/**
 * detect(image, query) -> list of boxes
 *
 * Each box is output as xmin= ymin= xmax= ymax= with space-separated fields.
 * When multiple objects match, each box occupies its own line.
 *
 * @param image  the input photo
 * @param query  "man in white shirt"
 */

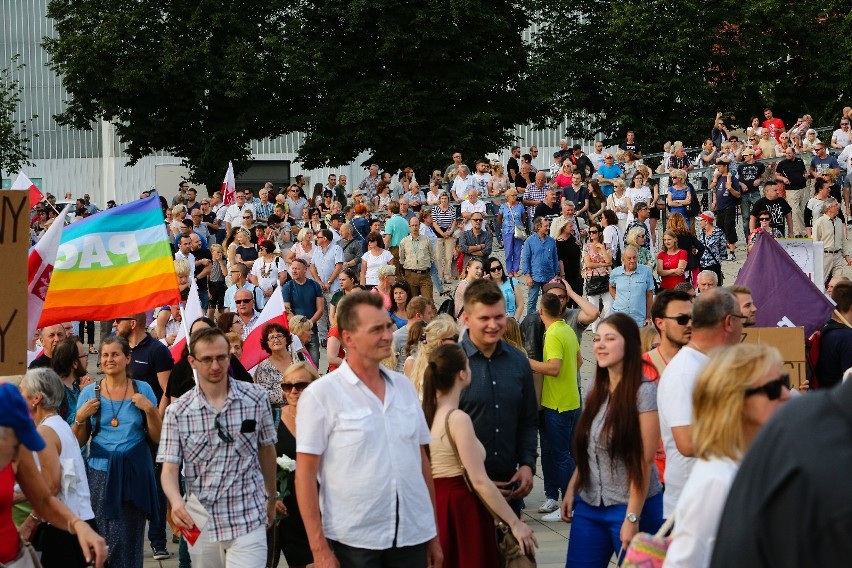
xmin=450 ymin=164 xmax=474 ymax=202
xmin=831 ymin=118 xmax=851 ymax=149
xmin=296 ymin=292 xmax=442 ymax=567
xmin=470 ymin=159 xmax=492 ymax=196
xmin=589 ymin=140 xmax=606 ymax=171
xmin=224 ymin=192 xmax=255 ymax=232
xmin=460 ymin=187 xmax=486 ymax=230
xmin=657 ymin=287 xmax=745 ymax=518
xmin=174 ymin=234 xmax=195 ymax=270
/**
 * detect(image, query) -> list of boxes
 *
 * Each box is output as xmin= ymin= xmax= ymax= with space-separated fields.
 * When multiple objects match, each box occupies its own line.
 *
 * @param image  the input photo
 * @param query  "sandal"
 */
xmin=89 ymin=346 xmax=98 ymax=354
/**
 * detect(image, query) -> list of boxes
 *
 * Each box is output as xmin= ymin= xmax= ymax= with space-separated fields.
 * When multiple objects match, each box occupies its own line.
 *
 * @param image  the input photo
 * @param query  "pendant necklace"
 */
xmin=104 ymin=379 xmax=130 ymax=427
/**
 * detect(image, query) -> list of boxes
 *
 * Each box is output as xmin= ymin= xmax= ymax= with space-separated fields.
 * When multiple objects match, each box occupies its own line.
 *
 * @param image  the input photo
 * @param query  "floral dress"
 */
xmin=582 ymin=243 xmax=611 ymax=279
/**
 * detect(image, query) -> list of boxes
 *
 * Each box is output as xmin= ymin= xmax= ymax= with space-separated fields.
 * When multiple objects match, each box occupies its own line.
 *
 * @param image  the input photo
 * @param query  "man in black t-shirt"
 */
xmin=749 ymin=182 xmax=792 ymax=237
xmin=737 ymin=148 xmax=766 ymax=235
xmin=618 ymin=130 xmax=642 ymax=158
xmin=507 ymin=146 xmax=521 ymax=184
xmin=534 ymin=188 xmax=561 ymax=219
xmin=190 ymin=233 xmax=212 ymax=311
xmin=774 ymin=147 xmax=809 ymax=236
xmin=568 ymin=145 xmax=595 ymax=180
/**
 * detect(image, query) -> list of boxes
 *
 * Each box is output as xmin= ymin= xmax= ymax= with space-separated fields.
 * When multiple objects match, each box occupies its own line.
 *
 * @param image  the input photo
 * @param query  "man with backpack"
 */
xmin=815 ymin=280 xmax=852 ymax=390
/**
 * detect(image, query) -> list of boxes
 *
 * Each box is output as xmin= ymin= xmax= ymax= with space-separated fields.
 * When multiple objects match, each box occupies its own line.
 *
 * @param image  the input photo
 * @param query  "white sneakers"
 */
xmin=538 ymin=498 xmax=559 ymax=513
xmin=541 ymin=509 xmax=564 ymax=522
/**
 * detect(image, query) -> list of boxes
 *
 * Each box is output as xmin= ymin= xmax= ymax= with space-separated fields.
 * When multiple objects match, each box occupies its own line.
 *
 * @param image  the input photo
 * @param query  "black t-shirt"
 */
xmin=618 ymin=142 xmax=641 ymax=155
xmin=562 ymin=185 xmax=588 ymax=208
xmin=710 ymin=381 xmax=852 ymax=568
xmin=737 ymin=162 xmax=766 ymax=192
xmin=775 ymin=158 xmax=808 ymax=190
xmin=534 ymin=202 xmax=560 ymax=219
xmin=815 ymin=320 xmax=852 ymax=389
xmin=507 ymin=157 xmax=520 ymax=182
xmin=750 ymin=196 xmax=792 ymax=234
xmin=28 ymin=354 xmax=52 ymax=369
xmin=194 ymin=247 xmax=212 ymax=288
xmin=130 ymin=333 xmax=174 ymax=402
xmin=569 ymin=155 xmax=595 ymax=180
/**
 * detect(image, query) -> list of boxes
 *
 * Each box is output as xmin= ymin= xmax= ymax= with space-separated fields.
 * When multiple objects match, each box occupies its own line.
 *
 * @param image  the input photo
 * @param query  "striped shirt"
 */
xmin=431 ymin=205 xmax=456 ymax=231
xmin=157 ymin=379 xmax=276 ymax=542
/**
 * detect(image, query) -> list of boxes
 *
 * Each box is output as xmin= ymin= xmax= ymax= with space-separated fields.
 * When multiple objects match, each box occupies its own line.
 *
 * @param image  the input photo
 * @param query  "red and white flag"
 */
xmin=221 ymin=161 xmax=236 ymax=206
xmin=12 ymin=172 xmax=45 ymax=208
xmin=241 ymin=288 xmax=288 ymax=373
xmin=170 ymin=278 xmax=204 ymax=363
xmin=27 ymin=205 xmax=72 ymax=342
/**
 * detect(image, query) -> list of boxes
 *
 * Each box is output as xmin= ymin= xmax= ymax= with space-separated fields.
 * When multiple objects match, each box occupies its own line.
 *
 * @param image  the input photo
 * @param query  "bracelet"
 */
xmin=73 ymin=419 xmax=85 ymax=426
xmin=265 ymin=493 xmax=280 ymax=501
xmin=30 ymin=513 xmax=42 ymax=523
xmin=68 ymin=517 xmax=81 ymax=535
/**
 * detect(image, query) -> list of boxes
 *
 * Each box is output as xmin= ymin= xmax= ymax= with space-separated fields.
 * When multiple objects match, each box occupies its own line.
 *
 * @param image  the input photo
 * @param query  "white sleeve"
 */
xmin=295 ymin=387 xmax=331 ymax=456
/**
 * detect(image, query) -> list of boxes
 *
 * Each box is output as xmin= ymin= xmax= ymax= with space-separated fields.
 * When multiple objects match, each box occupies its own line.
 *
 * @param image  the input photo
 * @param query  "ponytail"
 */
xmin=420 ymin=344 xmax=468 ymax=429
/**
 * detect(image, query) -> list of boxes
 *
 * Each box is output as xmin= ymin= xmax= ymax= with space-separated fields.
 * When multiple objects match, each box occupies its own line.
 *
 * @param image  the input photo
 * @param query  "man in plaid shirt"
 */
xmin=158 ymin=328 xmax=278 ymax=568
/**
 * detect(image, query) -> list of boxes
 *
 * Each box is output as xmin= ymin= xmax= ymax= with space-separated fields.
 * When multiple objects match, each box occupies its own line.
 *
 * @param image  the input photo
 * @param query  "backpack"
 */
xmin=687 ymin=182 xmax=701 ymax=218
xmin=437 ymin=296 xmax=456 ymax=317
xmin=806 ymin=321 xmax=844 ymax=391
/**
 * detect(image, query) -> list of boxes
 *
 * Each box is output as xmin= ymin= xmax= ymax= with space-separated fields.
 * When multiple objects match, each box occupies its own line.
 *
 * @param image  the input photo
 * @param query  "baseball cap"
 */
xmin=543 ymin=280 xmax=567 ymax=293
xmin=0 ymin=383 xmax=45 ymax=451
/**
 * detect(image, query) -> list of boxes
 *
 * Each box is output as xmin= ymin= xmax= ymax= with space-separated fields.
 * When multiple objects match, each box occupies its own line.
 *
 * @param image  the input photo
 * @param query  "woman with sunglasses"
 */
xmin=562 ymin=313 xmax=663 ymax=566
xmin=266 ymin=362 xmax=319 ymax=568
xmin=665 ymin=344 xmax=790 ymax=567
xmin=486 ymin=257 xmax=524 ymax=319
xmin=583 ymin=223 xmax=613 ymax=333
xmin=405 ymin=315 xmax=459 ymax=395
xmin=747 ymin=210 xmax=782 ymax=254
xmin=359 ymin=231 xmax=394 ymax=290
xmin=253 ymin=323 xmax=294 ymax=424
xmin=666 ymin=169 xmax=692 ymax=227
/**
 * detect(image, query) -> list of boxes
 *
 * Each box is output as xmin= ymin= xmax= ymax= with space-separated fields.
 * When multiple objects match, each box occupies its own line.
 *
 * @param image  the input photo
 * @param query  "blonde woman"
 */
xmin=487 ymin=162 xmax=510 ymax=197
xmin=454 ymin=258 xmax=482 ymax=318
xmin=665 ymin=344 xmax=791 ymax=567
xmin=606 ymin=178 xmax=632 ymax=235
xmin=404 ymin=315 xmax=459 ymax=395
xmin=626 ymin=225 xmax=654 ymax=271
xmin=208 ymin=244 xmax=228 ymax=319
xmin=287 ymin=315 xmax=318 ymax=369
xmin=285 ymin=228 xmax=315 ymax=279
xmin=170 ymin=204 xmax=186 ymax=236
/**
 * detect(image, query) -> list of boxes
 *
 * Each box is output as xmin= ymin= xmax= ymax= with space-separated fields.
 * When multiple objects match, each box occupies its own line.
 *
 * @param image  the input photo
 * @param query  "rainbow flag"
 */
xmin=39 ymin=196 xmax=181 ymax=326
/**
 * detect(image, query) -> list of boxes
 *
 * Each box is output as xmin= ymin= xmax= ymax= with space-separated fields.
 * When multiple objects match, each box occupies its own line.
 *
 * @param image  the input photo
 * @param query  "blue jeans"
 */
xmin=148 ymin=461 xmax=168 ymax=549
xmin=430 ymin=261 xmax=443 ymax=294
xmin=503 ymin=232 xmax=521 ymax=274
xmin=526 ymin=281 xmax=545 ymax=315
xmin=565 ymin=492 xmax=664 ymax=568
xmin=740 ymin=189 xmax=761 ymax=236
xmin=198 ymin=287 xmax=210 ymax=311
xmin=540 ymin=407 xmax=580 ymax=501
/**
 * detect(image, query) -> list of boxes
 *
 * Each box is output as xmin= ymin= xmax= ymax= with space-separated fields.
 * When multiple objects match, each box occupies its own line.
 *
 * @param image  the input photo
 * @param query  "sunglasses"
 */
xmin=441 ymin=334 xmax=460 ymax=342
xmin=282 ymin=382 xmax=311 ymax=392
xmin=243 ymin=216 xmax=252 ymax=219
xmin=745 ymin=374 xmax=790 ymax=400
xmin=588 ymin=230 xmax=599 ymax=234
xmin=760 ymin=217 xmax=770 ymax=221
xmin=214 ymin=414 xmax=234 ymax=443
xmin=234 ymin=298 xmax=253 ymax=304
xmin=490 ymin=266 xmax=503 ymax=272
xmin=662 ymin=314 xmax=692 ymax=325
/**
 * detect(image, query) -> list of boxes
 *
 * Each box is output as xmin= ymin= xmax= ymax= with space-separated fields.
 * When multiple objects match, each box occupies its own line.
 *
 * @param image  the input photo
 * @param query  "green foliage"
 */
xmin=530 ymin=0 xmax=852 ymax=151
xmin=0 ymin=56 xmax=38 ymax=175
xmin=43 ymin=0 xmax=296 ymax=191
xmin=276 ymin=0 xmax=552 ymax=174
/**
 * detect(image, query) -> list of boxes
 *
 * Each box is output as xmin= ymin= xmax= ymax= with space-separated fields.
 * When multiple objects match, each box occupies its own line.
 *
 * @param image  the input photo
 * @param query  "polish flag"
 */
xmin=170 ymin=278 xmax=204 ymax=363
xmin=221 ymin=161 xmax=236 ymax=206
xmin=12 ymin=172 xmax=45 ymax=208
xmin=27 ymin=205 xmax=73 ymax=342
xmin=241 ymin=288 xmax=288 ymax=373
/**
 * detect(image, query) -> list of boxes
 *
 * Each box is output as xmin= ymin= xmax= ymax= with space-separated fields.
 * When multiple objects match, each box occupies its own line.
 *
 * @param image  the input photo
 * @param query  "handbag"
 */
xmin=0 ymin=537 xmax=42 ymax=568
xmin=512 ymin=208 xmax=527 ymax=241
xmin=620 ymin=515 xmax=675 ymax=568
xmin=585 ymin=274 xmax=610 ymax=296
xmin=444 ymin=410 xmax=536 ymax=568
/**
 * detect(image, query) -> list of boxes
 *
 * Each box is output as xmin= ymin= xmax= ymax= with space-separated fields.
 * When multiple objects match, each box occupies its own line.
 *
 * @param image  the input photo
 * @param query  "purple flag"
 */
xmin=735 ymin=232 xmax=834 ymax=336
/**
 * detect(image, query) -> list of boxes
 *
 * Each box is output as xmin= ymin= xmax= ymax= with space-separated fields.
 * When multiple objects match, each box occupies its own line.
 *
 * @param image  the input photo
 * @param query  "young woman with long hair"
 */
xmin=656 ymin=230 xmax=688 ymax=290
xmin=583 ymin=223 xmax=613 ymax=333
xmin=453 ymin=257 xmax=482 ymax=318
xmin=423 ymin=344 xmax=537 ymax=567
xmin=562 ymin=313 xmax=663 ymax=567
xmin=668 ymin=212 xmax=705 ymax=285
xmin=486 ymin=257 xmax=523 ymax=319
xmin=587 ymin=179 xmax=607 ymax=224
xmin=405 ymin=315 xmax=459 ymax=395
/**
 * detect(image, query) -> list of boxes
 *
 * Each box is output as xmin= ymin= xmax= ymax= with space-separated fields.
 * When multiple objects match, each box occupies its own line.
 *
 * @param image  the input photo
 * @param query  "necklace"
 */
xmin=103 ymin=379 xmax=130 ymax=427
xmin=38 ymin=413 xmax=57 ymax=427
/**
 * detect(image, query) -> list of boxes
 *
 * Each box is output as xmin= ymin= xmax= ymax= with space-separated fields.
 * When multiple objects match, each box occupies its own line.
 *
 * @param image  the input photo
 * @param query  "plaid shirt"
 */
xmin=524 ymin=182 xmax=550 ymax=220
xmin=158 ymin=378 xmax=276 ymax=541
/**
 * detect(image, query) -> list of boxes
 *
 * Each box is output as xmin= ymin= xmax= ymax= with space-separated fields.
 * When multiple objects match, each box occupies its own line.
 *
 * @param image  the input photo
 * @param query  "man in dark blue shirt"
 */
xmin=459 ymin=279 xmax=538 ymax=517
xmin=281 ymin=258 xmax=324 ymax=365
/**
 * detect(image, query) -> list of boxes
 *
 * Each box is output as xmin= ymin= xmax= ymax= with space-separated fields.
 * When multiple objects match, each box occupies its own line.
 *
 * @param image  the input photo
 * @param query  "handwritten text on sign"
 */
xmin=0 ymin=191 xmax=31 ymax=373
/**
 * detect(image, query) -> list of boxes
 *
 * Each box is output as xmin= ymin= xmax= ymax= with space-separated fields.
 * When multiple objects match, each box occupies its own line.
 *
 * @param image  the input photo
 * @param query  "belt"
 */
xmin=826 ymin=250 xmax=842 ymax=254
xmin=405 ymin=268 xmax=429 ymax=273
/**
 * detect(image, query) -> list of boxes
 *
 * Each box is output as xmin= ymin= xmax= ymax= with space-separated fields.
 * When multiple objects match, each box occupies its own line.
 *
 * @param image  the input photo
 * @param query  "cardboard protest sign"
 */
xmin=741 ymin=326 xmax=806 ymax=388
xmin=0 ymin=191 xmax=32 ymax=374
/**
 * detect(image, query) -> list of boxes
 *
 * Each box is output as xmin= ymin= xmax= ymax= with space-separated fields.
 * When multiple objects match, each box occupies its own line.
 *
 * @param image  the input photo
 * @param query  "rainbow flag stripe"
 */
xmin=39 ymin=196 xmax=181 ymax=326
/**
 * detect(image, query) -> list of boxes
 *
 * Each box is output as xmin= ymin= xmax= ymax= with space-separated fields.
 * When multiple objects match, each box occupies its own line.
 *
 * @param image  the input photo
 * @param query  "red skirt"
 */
xmin=434 ymin=476 xmax=500 ymax=568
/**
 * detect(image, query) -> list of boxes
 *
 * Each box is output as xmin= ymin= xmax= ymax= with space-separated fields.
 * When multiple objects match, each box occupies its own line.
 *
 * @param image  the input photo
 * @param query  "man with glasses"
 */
xmin=282 ymin=258 xmax=324 ymax=365
xmin=458 ymin=213 xmax=493 ymax=265
xmin=285 ymin=184 xmax=309 ymax=221
xmin=233 ymin=289 xmax=261 ymax=339
xmin=832 ymin=119 xmax=851 ymax=149
xmin=520 ymin=216 xmax=558 ymax=315
xmin=224 ymin=191 xmax=255 ymax=233
xmin=595 ymin=152 xmax=623 ymax=197
xmin=812 ymin=197 xmax=852 ymax=286
xmin=159 ymin=327 xmax=277 ymax=568
xmin=737 ymin=148 xmax=765 ymax=235
xmin=51 ymin=336 xmax=93 ymax=425
xmin=643 ymin=289 xmax=693 ymax=387
xmin=225 ymin=263 xmax=264 ymax=312
xmin=657 ymin=288 xmax=746 ymax=518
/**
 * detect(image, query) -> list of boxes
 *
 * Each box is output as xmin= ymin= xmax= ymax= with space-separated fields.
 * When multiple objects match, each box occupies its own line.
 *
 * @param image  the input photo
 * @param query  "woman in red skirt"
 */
xmin=422 ymin=344 xmax=537 ymax=567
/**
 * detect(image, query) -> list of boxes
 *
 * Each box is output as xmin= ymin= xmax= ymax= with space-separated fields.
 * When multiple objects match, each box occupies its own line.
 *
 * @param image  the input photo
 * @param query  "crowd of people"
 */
xmin=5 ymin=107 xmax=852 ymax=568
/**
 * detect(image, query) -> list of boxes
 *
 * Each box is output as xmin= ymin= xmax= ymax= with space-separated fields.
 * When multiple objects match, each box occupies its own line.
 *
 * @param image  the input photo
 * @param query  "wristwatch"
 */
xmin=626 ymin=512 xmax=640 ymax=524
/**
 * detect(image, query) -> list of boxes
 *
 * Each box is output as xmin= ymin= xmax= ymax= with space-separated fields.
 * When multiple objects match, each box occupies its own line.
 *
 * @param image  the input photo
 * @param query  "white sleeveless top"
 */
xmin=34 ymin=415 xmax=95 ymax=520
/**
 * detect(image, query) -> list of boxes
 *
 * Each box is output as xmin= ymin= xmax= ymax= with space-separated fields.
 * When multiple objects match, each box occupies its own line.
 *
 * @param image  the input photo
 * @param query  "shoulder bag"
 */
xmin=512 ymin=207 xmax=527 ymax=241
xmin=445 ymin=410 xmax=536 ymax=568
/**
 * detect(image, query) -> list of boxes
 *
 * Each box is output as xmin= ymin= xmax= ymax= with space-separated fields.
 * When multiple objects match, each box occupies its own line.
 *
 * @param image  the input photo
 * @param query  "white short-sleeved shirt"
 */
xmin=361 ymin=249 xmax=394 ymax=286
xmin=657 ymin=346 xmax=710 ymax=517
xmin=296 ymin=361 xmax=436 ymax=549
xmin=664 ymin=457 xmax=739 ymax=568
xmin=460 ymin=200 xmax=486 ymax=231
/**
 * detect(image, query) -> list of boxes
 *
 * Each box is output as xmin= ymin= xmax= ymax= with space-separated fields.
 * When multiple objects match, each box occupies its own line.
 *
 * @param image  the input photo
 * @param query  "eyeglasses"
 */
xmin=662 ymin=314 xmax=692 ymax=325
xmin=78 ymin=353 xmax=89 ymax=361
xmin=588 ymin=230 xmax=599 ymax=234
xmin=490 ymin=266 xmax=503 ymax=272
xmin=267 ymin=333 xmax=286 ymax=342
xmin=731 ymin=313 xmax=749 ymax=322
xmin=243 ymin=216 xmax=252 ymax=219
xmin=234 ymin=298 xmax=253 ymax=305
xmin=195 ymin=354 xmax=229 ymax=366
xmin=471 ymin=218 xmax=483 ymax=222
xmin=745 ymin=374 xmax=790 ymax=400
xmin=214 ymin=414 xmax=234 ymax=443
xmin=282 ymin=382 xmax=311 ymax=392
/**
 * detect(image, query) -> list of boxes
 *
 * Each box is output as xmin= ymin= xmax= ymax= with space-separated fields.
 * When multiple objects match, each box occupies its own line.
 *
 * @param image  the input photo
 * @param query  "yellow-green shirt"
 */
xmin=541 ymin=320 xmax=581 ymax=411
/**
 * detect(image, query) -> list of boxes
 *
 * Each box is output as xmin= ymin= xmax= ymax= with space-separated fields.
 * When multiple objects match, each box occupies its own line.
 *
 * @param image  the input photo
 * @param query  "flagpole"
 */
xmin=179 ymin=304 xmax=199 ymax=383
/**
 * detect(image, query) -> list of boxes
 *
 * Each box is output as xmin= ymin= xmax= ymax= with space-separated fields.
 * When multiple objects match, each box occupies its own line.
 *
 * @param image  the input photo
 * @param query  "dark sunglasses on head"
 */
xmin=282 ymin=382 xmax=311 ymax=392
xmin=662 ymin=314 xmax=692 ymax=325
xmin=745 ymin=374 xmax=790 ymax=400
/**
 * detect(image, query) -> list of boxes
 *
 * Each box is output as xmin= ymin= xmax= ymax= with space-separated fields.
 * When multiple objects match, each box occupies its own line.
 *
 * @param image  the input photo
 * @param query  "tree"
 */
xmin=529 ymin=0 xmax=852 ymax=153
xmin=43 ymin=0 xmax=298 ymax=191
xmin=280 ymin=0 xmax=553 ymax=175
xmin=0 ymin=56 xmax=37 ymax=176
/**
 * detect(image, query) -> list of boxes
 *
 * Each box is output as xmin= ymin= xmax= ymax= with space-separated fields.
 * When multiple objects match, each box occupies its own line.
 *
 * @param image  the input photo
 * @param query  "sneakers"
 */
xmin=727 ymin=250 xmax=737 ymax=262
xmin=541 ymin=509 xmax=564 ymax=522
xmin=152 ymin=545 xmax=171 ymax=560
xmin=538 ymin=498 xmax=559 ymax=513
